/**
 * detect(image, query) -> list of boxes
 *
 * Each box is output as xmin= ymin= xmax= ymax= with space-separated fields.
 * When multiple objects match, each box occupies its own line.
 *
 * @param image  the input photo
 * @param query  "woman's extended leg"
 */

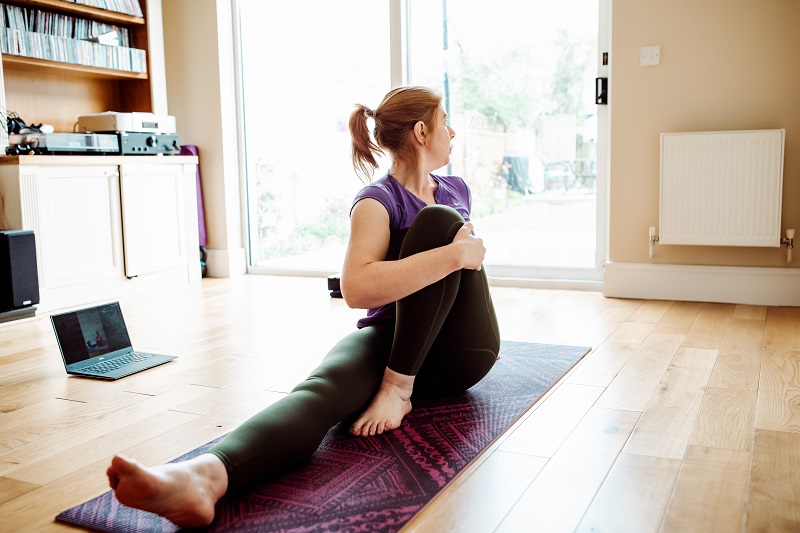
xmin=351 ymin=205 xmax=500 ymax=435
xmin=107 ymin=325 xmax=393 ymax=526
xmin=209 ymin=325 xmax=393 ymax=489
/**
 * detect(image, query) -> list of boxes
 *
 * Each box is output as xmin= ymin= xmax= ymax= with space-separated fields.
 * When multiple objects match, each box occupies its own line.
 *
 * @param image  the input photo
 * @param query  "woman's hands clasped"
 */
xmin=452 ymin=222 xmax=485 ymax=271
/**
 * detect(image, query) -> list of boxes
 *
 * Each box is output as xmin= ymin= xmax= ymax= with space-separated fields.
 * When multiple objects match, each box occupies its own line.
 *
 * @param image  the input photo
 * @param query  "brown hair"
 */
xmin=349 ymin=86 xmax=443 ymax=182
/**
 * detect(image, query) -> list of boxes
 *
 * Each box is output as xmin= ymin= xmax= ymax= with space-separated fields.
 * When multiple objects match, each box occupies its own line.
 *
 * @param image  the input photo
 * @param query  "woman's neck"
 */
xmin=390 ymin=165 xmax=435 ymax=196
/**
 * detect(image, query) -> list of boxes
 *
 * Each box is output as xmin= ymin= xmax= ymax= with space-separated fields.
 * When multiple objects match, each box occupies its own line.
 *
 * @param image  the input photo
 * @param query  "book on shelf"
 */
xmin=60 ymin=0 xmax=143 ymax=18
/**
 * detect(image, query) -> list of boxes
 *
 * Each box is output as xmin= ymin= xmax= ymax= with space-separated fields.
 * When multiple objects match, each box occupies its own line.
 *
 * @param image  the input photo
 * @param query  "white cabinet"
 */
xmin=0 ymin=156 xmax=200 ymax=311
xmin=120 ymin=163 xmax=193 ymax=278
xmin=26 ymin=165 xmax=124 ymax=290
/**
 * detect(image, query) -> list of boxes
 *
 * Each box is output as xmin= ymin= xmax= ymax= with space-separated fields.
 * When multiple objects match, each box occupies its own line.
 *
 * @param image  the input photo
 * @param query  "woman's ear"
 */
xmin=413 ymin=120 xmax=426 ymax=145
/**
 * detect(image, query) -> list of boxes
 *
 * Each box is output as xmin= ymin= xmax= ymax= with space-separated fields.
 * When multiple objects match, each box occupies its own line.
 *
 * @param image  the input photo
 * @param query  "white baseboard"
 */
xmin=489 ymin=276 xmax=603 ymax=292
xmin=603 ymin=262 xmax=800 ymax=306
xmin=206 ymin=247 xmax=247 ymax=278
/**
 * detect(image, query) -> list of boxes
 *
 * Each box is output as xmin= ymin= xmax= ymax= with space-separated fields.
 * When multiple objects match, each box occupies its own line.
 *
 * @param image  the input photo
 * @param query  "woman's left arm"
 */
xmin=340 ymin=198 xmax=483 ymax=310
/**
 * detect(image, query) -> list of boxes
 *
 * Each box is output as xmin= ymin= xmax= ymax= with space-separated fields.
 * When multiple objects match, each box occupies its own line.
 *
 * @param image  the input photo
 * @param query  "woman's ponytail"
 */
xmin=349 ymin=104 xmax=383 ymax=182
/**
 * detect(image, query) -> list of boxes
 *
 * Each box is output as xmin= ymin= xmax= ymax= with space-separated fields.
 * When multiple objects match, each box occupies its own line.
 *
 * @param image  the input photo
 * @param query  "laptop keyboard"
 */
xmin=82 ymin=352 xmax=158 ymax=375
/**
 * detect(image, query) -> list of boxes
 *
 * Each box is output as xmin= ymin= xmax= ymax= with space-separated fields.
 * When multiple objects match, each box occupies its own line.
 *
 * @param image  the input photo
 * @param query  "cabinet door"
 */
xmin=119 ymin=163 xmax=190 ymax=278
xmin=33 ymin=165 xmax=124 ymax=289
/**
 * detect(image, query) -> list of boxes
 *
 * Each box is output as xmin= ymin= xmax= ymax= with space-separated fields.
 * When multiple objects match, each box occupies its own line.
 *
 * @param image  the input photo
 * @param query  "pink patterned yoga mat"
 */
xmin=56 ymin=341 xmax=589 ymax=533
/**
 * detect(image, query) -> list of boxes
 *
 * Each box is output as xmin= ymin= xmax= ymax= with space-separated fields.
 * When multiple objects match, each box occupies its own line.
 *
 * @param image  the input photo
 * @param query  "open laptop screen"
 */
xmin=52 ymin=302 xmax=133 ymax=365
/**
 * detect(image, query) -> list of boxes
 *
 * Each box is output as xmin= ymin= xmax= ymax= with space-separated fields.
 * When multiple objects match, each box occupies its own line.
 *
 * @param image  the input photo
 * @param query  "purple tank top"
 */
xmin=350 ymin=173 xmax=472 ymax=328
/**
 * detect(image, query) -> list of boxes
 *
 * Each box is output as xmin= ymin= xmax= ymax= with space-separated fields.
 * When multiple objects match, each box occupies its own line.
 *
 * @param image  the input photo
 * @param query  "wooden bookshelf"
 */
xmin=0 ymin=0 xmax=158 ymax=134
xmin=3 ymin=53 xmax=148 ymax=79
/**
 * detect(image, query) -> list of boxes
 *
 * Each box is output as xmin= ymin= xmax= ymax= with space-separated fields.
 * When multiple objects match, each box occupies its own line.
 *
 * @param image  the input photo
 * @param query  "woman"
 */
xmin=105 ymin=86 xmax=501 ymax=528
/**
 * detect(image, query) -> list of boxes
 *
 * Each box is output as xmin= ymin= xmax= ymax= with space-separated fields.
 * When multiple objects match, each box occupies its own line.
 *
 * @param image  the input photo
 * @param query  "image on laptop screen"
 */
xmin=78 ymin=308 xmax=113 ymax=358
xmin=52 ymin=303 xmax=133 ymax=366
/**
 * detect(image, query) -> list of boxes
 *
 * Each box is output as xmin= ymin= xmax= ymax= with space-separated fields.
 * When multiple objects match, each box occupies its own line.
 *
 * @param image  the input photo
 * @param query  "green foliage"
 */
xmin=457 ymin=48 xmax=537 ymax=131
xmin=257 ymin=197 xmax=350 ymax=261
xmin=455 ymin=28 xmax=592 ymax=132
xmin=548 ymin=30 xmax=591 ymax=117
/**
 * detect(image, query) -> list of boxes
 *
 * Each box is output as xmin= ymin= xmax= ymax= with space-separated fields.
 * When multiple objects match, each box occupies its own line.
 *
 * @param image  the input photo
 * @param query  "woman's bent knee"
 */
xmin=400 ymin=205 xmax=467 ymax=258
xmin=413 ymin=205 xmax=465 ymax=228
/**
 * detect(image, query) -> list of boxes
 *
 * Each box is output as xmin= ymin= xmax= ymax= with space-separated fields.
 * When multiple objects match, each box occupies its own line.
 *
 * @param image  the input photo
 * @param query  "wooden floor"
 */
xmin=1 ymin=275 xmax=799 ymax=532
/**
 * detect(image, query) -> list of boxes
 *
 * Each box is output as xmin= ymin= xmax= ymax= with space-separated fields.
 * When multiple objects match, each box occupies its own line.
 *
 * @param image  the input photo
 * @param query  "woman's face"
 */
xmin=430 ymin=106 xmax=455 ymax=168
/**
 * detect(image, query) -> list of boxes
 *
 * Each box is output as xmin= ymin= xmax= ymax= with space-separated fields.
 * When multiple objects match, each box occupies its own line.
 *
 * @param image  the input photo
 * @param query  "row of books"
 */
xmin=62 ymin=0 xmax=143 ymax=18
xmin=1 ymin=28 xmax=146 ymax=72
xmin=1 ymin=3 xmax=132 ymax=47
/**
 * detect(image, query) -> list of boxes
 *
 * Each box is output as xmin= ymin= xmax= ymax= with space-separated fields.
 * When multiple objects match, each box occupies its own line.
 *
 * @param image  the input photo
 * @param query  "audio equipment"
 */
xmin=6 ymin=132 xmax=119 ymax=155
xmin=5 ymin=131 xmax=181 ymax=156
xmin=118 ymin=132 xmax=180 ymax=155
xmin=0 ymin=230 xmax=40 ymax=312
xmin=77 ymin=112 xmax=176 ymax=134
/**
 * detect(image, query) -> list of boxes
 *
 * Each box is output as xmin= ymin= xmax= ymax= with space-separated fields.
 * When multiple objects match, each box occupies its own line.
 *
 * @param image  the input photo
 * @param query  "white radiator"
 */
xmin=659 ymin=129 xmax=785 ymax=247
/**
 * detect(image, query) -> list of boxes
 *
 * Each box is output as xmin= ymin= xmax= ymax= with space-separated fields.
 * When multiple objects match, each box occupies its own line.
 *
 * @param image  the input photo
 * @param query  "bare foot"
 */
xmin=106 ymin=453 xmax=228 ymax=527
xmin=350 ymin=368 xmax=414 ymax=437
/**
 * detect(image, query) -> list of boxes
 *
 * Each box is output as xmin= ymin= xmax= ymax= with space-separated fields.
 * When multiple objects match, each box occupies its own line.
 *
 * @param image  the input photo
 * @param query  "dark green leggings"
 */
xmin=208 ymin=205 xmax=501 ymax=491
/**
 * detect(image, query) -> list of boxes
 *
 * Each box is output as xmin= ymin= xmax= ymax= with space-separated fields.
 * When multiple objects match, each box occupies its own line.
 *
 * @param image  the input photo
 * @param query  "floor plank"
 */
xmin=0 ymin=384 xmax=210 ymax=477
xmin=405 ymin=451 xmax=548 ymax=533
xmin=576 ymin=452 xmax=681 ymax=533
xmin=526 ymin=291 xmax=617 ymax=345
xmin=594 ymin=333 xmax=684 ymax=412
xmin=626 ymin=300 xmax=674 ymax=324
xmin=500 ymin=382 xmax=604 ymax=457
xmin=732 ymin=304 xmax=768 ymax=321
xmin=662 ymin=445 xmax=750 ymax=533
xmin=0 ymin=475 xmax=39 ymax=505
xmin=622 ymin=348 xmax=717 ymax=460
xmin=746 ymin=429 xmax=800 ymax=532
xmin=755 ymin=345 xmax=800 ymax=433
xmin=6 ymin=409 xmax=200 ymax=485
xmin=495 ymin=408 xmax=640 ymax=533
xmin=707 ymin=318 xmax=764 ymax=391
xmin=681 ymin=303 xmax=734 ymax=349
xmin=564 ymin=341 xmax=641 ymax=387
xmin=689 ymin=386 xmax=757 ymax=452
xmin=0 ymin=393 xmax=145 ymax=454
xmin=651 ymin=301 xmax=704 ymax=335
xmin=564 ymin=299 xmax=645 ymax=347
xmin=764 ymin=307 xmax=800 ymax=350
xmin=0 ymin=459 xmax=119 ymax=533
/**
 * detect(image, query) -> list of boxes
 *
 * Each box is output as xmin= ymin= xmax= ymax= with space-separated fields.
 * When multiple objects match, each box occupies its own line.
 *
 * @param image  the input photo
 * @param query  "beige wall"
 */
xmin=161 ymin=0 xmax=245 ymax=276
xmin=611 ymin=0 xmax=800 ymax=267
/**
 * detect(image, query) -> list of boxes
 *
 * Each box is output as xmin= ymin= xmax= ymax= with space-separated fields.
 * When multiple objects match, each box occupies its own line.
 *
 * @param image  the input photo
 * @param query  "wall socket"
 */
xmin=640 ymin=45 xmax=661 ymax=66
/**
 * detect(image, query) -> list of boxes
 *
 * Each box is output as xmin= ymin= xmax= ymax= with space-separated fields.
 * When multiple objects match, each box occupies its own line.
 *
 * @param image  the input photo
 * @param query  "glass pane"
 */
xmin=238 ymin=1 xmax=390 ymax=272
xmin=408 ymin=0 xmax=599 ymax=271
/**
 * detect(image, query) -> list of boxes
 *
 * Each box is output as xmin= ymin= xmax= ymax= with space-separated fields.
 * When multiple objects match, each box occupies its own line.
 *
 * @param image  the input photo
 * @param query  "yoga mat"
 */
xmin=56 ymin=341 xmax=589 ymax=533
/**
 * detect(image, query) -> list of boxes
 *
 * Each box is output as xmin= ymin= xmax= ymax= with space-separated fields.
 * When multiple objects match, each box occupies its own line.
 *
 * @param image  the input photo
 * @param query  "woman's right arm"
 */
xmin=340 ymin=198 xmax=485 ymax=310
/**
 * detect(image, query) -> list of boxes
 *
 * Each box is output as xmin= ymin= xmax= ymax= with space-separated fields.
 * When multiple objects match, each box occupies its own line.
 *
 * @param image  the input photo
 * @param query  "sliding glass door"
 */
xmin=407 ymin=0 xmax=603 ymax=280
xmin=237 ymin=1 xmax=606 ymax=280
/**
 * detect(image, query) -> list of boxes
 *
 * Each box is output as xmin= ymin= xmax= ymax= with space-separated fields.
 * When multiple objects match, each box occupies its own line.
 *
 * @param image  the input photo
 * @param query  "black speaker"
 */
xmin=0 ymin=230 xmax=40 ymax=312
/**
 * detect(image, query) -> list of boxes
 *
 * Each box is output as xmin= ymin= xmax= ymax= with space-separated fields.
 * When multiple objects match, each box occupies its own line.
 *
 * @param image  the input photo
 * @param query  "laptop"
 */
xmin=51 ymin=301 xmax=176 ymax=379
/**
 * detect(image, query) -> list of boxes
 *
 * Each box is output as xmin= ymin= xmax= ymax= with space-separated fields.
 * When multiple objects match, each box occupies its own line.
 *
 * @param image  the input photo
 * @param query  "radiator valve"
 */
xmin=649 ymin=226 xmax=659 ymax=259
xmin=781 ymin=229 xmax=795 ymax=263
